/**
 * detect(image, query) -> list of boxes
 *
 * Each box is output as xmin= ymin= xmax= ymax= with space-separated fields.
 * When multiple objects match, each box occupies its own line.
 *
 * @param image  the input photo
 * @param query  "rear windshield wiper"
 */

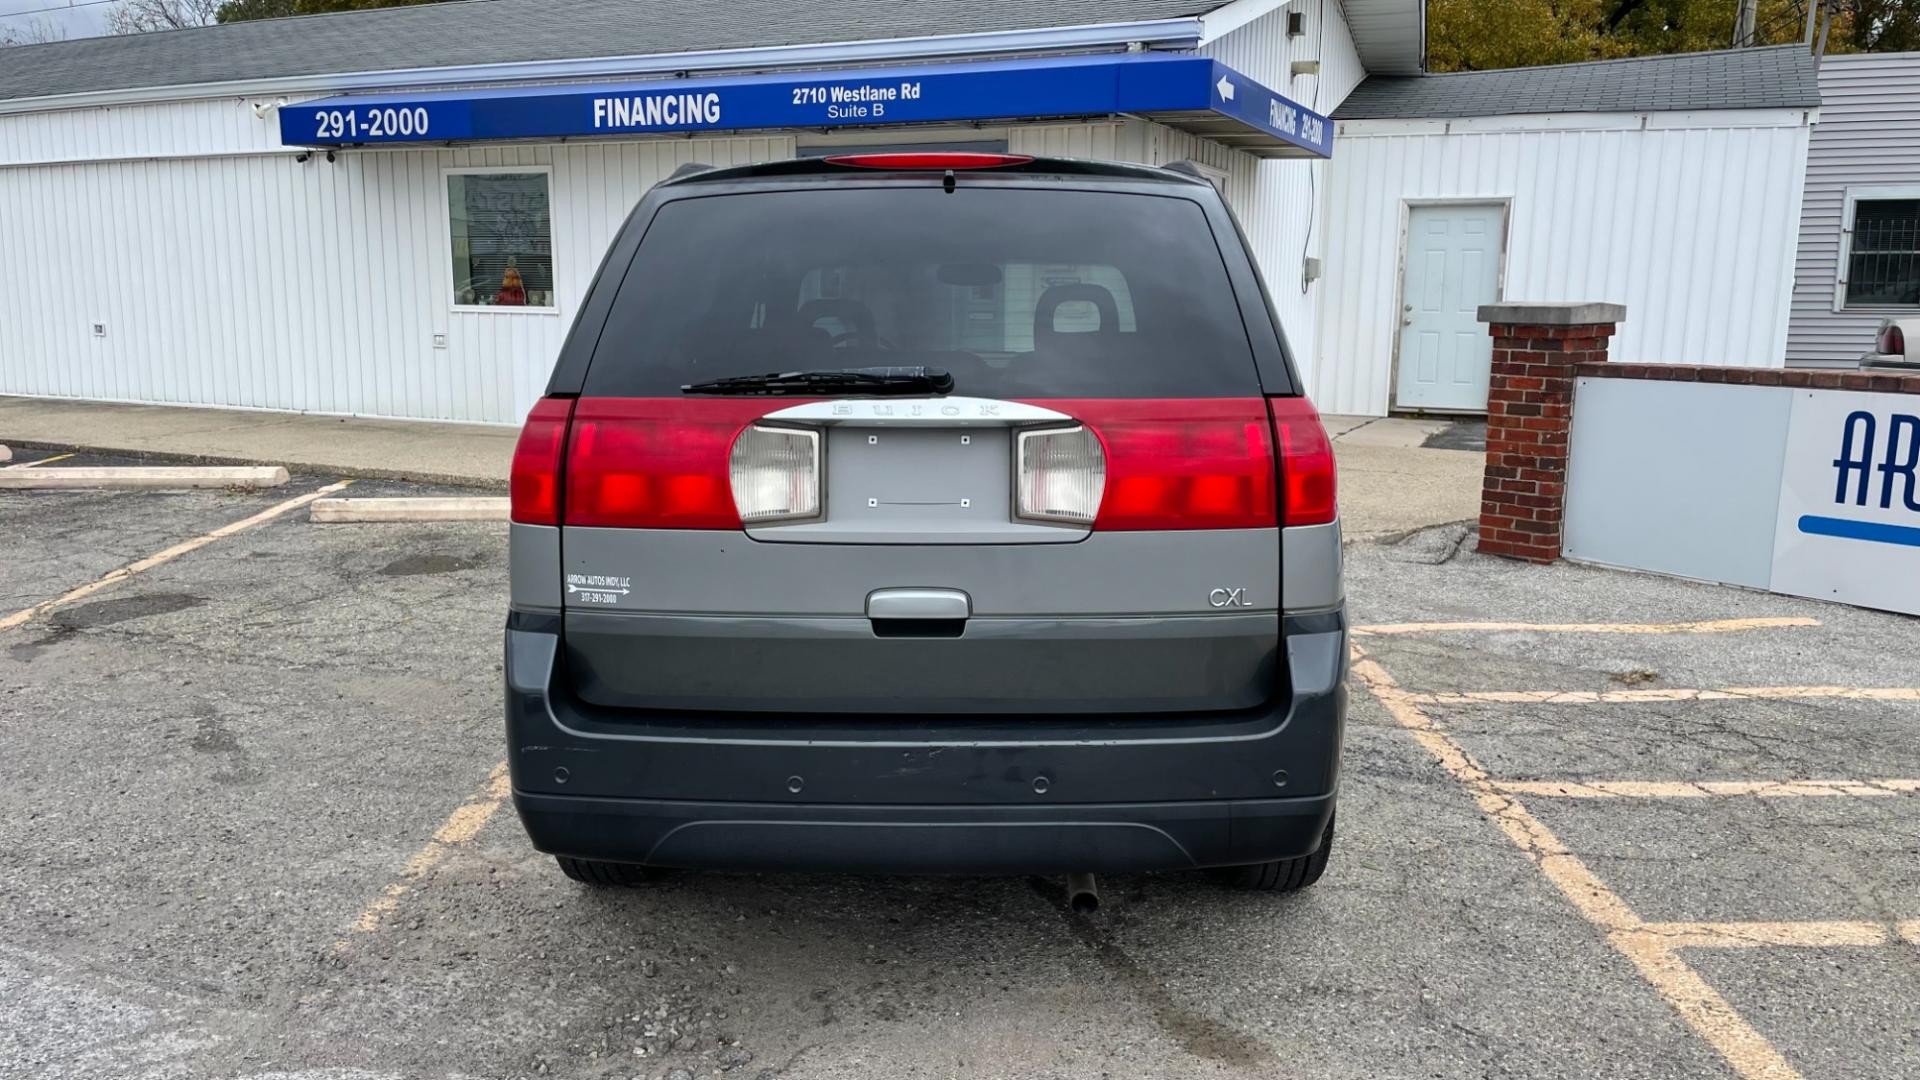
xmin=682 ymin=367 xmax=954 ymax=396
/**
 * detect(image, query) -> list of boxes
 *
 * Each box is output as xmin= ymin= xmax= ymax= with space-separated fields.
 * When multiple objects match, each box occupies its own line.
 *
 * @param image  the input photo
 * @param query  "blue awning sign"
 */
xmin=280 ymin=54 xmax=1331 ymax=159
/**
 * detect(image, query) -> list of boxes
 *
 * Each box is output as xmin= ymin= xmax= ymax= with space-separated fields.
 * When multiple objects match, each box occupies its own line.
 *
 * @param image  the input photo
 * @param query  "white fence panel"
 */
xmin=1565 ymin=377 xmax=1793 ymax=588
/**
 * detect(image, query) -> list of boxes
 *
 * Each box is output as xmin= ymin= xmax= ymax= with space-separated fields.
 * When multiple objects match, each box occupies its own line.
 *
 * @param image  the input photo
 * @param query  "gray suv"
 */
xmin=505 ymin=153 xmax=1344 ymax=893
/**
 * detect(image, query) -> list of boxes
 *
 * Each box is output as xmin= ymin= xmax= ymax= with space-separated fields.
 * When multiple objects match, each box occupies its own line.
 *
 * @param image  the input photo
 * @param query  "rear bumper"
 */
xmin=504 ymin=608 xmax=1346 ymax=874
xmin=515 ymin=791 xmax=1335 ymax=874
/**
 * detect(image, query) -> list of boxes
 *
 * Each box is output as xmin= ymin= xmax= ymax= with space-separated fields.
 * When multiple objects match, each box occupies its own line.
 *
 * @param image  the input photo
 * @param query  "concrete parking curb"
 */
xmin=310 ymin=497 xmax=510 ymax=523
xmin=0 ymin=466 xmax=289 ymax=490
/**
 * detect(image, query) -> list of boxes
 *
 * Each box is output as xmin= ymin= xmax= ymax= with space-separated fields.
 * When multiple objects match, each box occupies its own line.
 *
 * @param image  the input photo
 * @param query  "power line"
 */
xmin=0 ymin=0 xmax=123 ymax=23
xmin=1737 ymin=0 xmax=1811 ymax=47
xmin=1753 ymin=0 xmax=1811 ymax=45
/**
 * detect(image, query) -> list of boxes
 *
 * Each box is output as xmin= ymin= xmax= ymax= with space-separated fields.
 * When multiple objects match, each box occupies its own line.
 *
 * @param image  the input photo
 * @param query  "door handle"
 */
xmin=866 ymin=588 xmax=972 ymax=620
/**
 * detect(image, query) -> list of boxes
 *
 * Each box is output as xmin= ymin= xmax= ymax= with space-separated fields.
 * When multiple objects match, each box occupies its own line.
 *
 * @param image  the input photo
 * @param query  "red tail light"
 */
xmin=1269 ymin=396 xmax=1337 ymax=526
xmin=1879 ymin=323 xmax=1907 ymax=356
xmin=1043 ymin=399 xmax=1278 ymax=530
xmin=824 ymin=152 xmax=1034 ymax=170
xmin=509 ymin=397 xmax=575 ymax=525
xmin=563 ymin=399 xmax=784 ymax=529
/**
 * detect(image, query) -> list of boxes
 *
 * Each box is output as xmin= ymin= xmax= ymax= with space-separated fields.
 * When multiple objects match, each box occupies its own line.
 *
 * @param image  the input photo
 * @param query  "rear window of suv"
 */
xmin=584 ymin=186 xmax=1262 ymax=398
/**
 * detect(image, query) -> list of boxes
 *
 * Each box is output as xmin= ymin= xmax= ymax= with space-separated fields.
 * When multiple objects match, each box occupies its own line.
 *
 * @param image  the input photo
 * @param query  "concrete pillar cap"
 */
xmin=1477 ymin=302 xmax=1626 ymax=325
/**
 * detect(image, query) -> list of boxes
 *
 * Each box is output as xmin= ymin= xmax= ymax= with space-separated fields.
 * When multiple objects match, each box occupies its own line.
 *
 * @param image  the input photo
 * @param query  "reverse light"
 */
xmin=730 ymin=425 xmax=822 ymax=524
xmin=824 ymin=152 xmax=1035 ymax=170
xmin=1269 ymin=395 xmax=1337 ymax=526
xmin=508 ymin=397 xmax=575 ymax=525
xmin=1015 ymin=425 xmax=1106 ymax=525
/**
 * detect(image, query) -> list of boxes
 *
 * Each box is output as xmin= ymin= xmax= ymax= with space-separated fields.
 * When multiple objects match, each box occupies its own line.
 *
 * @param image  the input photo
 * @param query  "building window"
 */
xmin=448 ymin=170 xmax=555 ymax=310
xmin=1843 ymin=194 xmax=1920 ymax=309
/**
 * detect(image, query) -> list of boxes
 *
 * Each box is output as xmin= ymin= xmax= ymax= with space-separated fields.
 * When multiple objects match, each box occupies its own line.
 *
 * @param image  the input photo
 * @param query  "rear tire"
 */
xmin=1216 ymin=811 xmax=1334 ymax=893
xmin=555 ymin=856 xmax=657 ymax=887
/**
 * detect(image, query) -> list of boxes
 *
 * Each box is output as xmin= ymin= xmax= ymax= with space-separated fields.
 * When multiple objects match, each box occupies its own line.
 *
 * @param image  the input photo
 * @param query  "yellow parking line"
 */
xmin=1408 ymin=686 xmax=1920 ymax=706
xmin=1349 ymin=644 xmax=1802 ymax=1080
xmin=1494 ymin=779 xmax=1920 ymax=799
xmin=337 ymin=762 xmax=511 ymax=947
xmin=1628 ymin=920 xmax=1920 ymax=950
xmin=2 ymin=452 xmax=75 ymax=470
xmin=1352 ymin=617 xmax=1818 ymax=636
xmin=0 ymin=479 xmax=353 ymax=634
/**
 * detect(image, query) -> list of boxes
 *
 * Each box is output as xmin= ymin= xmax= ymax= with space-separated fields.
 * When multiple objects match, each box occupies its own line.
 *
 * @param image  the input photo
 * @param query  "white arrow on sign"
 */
xmin=567 ymin=583 xmax=631 ymax=596
xmin=1215 ymin=76 xmax=1236 ymax=102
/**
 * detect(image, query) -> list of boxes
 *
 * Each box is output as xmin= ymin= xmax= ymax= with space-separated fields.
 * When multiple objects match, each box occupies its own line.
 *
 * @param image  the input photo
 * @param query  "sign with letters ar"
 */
xmin=1771 ymin=389 xmax=1920 ymax=615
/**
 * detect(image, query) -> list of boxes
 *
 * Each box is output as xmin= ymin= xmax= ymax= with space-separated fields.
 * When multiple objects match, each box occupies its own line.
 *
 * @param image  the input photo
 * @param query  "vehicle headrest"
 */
xmin=1034 ymin=284 xmax=1120 ymax=345
xmin=796 ymin=298 xmax=877 ymax=342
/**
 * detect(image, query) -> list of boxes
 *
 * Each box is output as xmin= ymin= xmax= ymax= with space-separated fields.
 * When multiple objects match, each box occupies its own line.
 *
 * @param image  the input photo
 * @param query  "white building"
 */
xmin=0 ymin=2 xmax=1835 ymax=422
xmin=0 ymin=0 xmax=1418 ymax=424
xmin=1317 ymin=46 xmax=1819 ymax=415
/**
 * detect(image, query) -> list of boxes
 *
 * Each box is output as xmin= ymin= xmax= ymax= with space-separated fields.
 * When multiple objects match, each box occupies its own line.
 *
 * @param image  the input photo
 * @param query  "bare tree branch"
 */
xmin=108 ymin=0 xmax=223 ymax=34
xmin=0 ymin=16 xmax=71 ymax=46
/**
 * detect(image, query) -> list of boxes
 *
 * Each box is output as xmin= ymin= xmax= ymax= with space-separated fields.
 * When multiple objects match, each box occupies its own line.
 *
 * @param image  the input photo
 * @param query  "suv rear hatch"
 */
xmin=520 ymin=169 xmax=1329 ymax=715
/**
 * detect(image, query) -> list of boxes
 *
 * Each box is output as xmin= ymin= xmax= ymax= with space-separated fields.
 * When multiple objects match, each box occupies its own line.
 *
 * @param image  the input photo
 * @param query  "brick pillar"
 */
xmin=1474 ymin=302 xmax=1626 ymax=563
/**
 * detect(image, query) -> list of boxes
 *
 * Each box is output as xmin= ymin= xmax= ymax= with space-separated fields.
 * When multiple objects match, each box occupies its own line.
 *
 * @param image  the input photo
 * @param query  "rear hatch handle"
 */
xmin=867 ymin=588 xmax=971 ymax=639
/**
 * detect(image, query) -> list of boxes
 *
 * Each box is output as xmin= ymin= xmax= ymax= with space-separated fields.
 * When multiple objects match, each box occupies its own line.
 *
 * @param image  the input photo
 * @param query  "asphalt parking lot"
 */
xmin=3 ymin=452 xmax=1916 ymax=1080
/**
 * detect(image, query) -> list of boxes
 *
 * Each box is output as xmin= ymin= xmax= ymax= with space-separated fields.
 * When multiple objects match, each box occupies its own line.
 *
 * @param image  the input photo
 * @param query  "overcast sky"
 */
xmin=0 ymin=0 xmax=112 ymax=42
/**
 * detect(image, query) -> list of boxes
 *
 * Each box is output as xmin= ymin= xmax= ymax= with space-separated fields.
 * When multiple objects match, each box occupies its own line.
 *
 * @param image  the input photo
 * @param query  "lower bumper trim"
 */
xmin=514 ymin=791 xmax=1335 ymax=875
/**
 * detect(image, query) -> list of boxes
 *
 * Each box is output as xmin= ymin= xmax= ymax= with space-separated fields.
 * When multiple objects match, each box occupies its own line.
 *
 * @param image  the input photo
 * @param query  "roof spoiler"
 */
xmin=665 ymin=162 xmax=718 ymax=182
xmin=1160 ymin=160 xmax=1216 ymax=185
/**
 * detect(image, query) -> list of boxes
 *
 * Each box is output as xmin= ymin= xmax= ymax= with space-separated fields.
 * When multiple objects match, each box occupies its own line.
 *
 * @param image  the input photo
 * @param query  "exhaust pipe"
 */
xmin=1065 ymin=872 xmax=1099 ymax=914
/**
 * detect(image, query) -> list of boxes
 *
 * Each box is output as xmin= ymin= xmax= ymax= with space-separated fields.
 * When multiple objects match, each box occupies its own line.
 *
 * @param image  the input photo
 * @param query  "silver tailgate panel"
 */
xmin=562 ymin=527 xmax=1281 ymax=617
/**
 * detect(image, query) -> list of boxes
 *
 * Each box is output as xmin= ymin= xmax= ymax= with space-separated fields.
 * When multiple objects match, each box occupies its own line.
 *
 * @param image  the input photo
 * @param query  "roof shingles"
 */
xmin=1332 ymin=44 xmax=1819 ymax=120
xmin=0 ymin=0 xmax=1225 ymax=104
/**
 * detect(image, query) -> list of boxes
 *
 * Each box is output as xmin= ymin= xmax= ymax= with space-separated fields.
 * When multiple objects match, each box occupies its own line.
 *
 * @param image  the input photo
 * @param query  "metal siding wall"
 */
xmin=1203 ymin=1 xmax=1366 ymax=398
xmin=1318 ymin=118 xmax=1810 ymax=416
xmin=1786 ymin=52 xmax=1920 ymax=365
xmin=1004 ymin=121 xmax=1133 ymax=161
xmin=0 ymin=96 xmax=301 ymax=166
xmin=0 ymin=98 xmax=791 ymax=423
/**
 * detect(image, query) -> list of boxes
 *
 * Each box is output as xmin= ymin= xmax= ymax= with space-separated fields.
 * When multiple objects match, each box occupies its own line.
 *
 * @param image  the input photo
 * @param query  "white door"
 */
xmin=1395 ymin=204 xmax=1504 ymax=411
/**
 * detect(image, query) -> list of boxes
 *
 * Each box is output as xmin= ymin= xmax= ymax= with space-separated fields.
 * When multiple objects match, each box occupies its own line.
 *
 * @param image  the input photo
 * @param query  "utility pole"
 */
xmin=1734 ymin=0 xmax=1759 ymax=46
xmin=1803 ymin=0 xmax=1820 ymax=44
